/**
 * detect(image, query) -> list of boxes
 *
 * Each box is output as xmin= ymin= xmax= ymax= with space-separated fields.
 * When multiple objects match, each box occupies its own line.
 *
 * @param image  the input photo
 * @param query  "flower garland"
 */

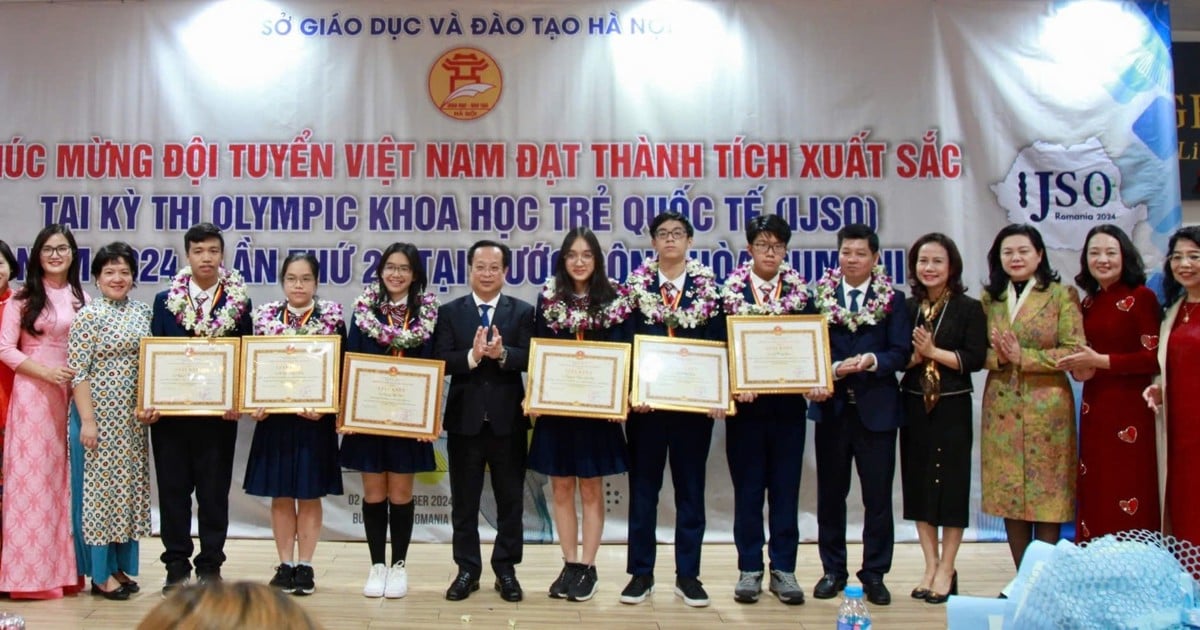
xmin=721 ymin=262 xmax=809 ymax=315
xmin=814 ymin=265 xmax=896 ymax=331
xmin=539 ymin=278 xmax=633 ymax=334
xmin=353 ymin=283 xmax=440 ymax=350
xmin=165 ymin=266 xmax=250 ymax=337
xmin=252 ymin=299 xmax=344 ymax=336
xmin=626 ymin=258 xmax=721 ymax=329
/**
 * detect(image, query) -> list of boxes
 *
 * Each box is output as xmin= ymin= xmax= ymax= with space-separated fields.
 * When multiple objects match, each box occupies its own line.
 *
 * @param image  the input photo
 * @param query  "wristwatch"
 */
xmin=499 ymin=348 xmax=509 ymax=365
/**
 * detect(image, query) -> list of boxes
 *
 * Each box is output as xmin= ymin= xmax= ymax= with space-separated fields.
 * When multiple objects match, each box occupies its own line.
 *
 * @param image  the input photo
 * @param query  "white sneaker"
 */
xmin=363 ymin=563 xmax=387 ymax=598
xmin=384 ymin=561 xmax=408 ymax=598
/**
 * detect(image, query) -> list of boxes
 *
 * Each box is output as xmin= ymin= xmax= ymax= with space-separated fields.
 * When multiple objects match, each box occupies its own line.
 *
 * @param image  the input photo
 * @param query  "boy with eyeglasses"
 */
xmin=620 ymin=211 xmax=725 ymax=608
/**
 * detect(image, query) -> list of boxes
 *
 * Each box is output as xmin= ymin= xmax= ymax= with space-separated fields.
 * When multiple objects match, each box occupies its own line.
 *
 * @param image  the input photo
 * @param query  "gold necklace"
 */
xmin=1184 ymin=301 xmax=1200 ymax=323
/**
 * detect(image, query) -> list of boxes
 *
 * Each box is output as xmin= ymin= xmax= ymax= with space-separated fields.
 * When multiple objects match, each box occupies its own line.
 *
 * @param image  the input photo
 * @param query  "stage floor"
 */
xmin=2 ymin=539 xmax=1015 ymax=629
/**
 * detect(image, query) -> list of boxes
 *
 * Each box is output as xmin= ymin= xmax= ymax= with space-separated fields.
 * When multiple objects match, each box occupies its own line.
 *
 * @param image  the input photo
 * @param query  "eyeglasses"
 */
xmin=654 ymin=228 xmax=688 ymax=241
xmin=40 ymin=245 xmax=72 ymax=257
xmin=751 ymin=241 xmax=786 ymax=255
xmin=471 ymin=265 xmax=504 ymax=276
xmin=382 ymin=265 xmax=411 ymax=275
xmin=565 ymin=252 xmax=594 ymax=262
xmin=1168 ymin=253 xmax=1200 ymax=265
xmin=283 ymin=275 xmax=316 ymax=285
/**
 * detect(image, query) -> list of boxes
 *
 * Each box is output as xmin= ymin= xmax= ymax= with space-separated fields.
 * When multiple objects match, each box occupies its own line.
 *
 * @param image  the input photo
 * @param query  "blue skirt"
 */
xmin=528 ymin=415 xmax=629 ymax=478
xmin=243 ymin=413 xmax=344 ymax=499
xmin=339 ymin=433 xmax=436 ymax=474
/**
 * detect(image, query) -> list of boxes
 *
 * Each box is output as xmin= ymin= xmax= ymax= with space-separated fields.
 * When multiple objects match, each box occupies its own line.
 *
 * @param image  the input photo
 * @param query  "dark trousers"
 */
xmin=814 ymin=402 xmax=897 ymax=583
xmin=150 ymin=417 xmax=238 ymax=574
xmin=447 ymin=423 xmax=527 ymax=578
xmin=726 ymin=403 xmax=806 ymax=573
xmin=625 ymin=410 xmax=714 ymax=578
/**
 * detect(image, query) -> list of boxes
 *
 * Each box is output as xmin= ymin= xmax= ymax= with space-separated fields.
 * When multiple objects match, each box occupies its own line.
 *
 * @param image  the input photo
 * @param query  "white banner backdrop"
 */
xmin=0 ymin=0 xmax=1179 ymax=548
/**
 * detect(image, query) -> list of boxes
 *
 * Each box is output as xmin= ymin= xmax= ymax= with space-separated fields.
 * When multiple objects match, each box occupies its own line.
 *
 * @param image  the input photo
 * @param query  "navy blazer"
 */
xmin=150 ymin=289 xmax=253 ymax=338
xmin=433 ymin=293 xmax=534 ymax=437
xmin=807 ymin=283 xmax=912 ymax=431
xmin=625 ymin=271 xmax=721 ymax=341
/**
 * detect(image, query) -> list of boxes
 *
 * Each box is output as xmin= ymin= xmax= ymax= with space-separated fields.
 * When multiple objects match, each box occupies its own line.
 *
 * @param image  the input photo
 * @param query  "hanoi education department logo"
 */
xmin=428 ymin=47 xmax=502 ymax=121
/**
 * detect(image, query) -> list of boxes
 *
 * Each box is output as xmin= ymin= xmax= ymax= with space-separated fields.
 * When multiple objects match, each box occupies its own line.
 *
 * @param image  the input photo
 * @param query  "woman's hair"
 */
xmin=91 ymin=241 xmax=139 ymax=285
xmin=906 ymin=232 xmax=966 ymax=302
xmin=1074 ymin=224 xmax=1146 ymax=296
xmin=137 ymin=581 xmax=322 ymax=630
xmin=0 ymin=239 xmax=19 ymax=286
xmin=1162 ymin=226 xmax=1200 ymax=307
xmin=552 ymin=227 xmax=617 ymax=306
xmin=373 ymin=242 xmax=428 ymax=315
xmin=280 ymin=252 xmax=320 ymax=285
xmin=984 ymin=223 xmax=1060 ymax=301
xmin=17 ymin=224 xmax=85 ymax=336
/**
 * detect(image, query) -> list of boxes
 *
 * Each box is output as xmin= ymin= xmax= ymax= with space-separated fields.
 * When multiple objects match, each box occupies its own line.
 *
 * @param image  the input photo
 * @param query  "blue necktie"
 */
xmin=848 ymin=289 xmax=862 ymax=313
xmin=479 ymin=304 xmax=492 ymax=328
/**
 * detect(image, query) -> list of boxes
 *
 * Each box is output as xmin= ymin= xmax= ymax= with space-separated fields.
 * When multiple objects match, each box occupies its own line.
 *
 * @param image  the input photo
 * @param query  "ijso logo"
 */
xmin=427 ymin=47 xmax=503 ymax=121
xmin=991 ymin=137 xmax=1146 ymax=250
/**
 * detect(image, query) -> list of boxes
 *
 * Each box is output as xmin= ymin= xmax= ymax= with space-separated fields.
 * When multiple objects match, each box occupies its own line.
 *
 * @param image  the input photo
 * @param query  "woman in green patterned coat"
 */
xmin=980 ymin=224 xmax=1084 ymax=571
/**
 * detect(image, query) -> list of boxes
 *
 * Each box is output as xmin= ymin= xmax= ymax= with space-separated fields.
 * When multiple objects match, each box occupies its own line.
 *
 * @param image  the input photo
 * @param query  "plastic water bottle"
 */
xmin=837 ymin=584 xmax=872 ymax=630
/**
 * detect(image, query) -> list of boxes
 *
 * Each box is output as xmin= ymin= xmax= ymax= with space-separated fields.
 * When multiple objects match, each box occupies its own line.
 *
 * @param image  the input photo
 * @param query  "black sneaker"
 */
xmin=292 ymin=565 xmax=315 ymax=596
xmin=675 ymin=576 xmax=710 ymax=607
xmin=567 ymin=565 xmax=598 ymax=602
xmin=162 ymin=564 xmax=191 ymax=597
xmin=549 ymin=562 xmax=582 ymax=599
xmin=269 ymin=564 xmax=296 ymax=593
xmin=195 ymin=569 xmax=222 ymax=586
xmin=619 ymin=574 xmax=654 ymax=604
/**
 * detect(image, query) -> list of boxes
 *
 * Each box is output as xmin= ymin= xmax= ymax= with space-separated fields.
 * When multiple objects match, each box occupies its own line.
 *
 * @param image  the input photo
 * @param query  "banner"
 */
xmin=0 ymin=0 xmax=1179 ymax=545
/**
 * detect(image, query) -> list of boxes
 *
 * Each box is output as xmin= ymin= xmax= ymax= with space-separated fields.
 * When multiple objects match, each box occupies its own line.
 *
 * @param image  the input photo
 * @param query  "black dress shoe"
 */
xmin=113 ymin=573 xmax=140 ymax=593
xmin=92 ymin=580 xmax=131 ymax=601
xmin=812 ymin=574 xmax=847 ymax=599
xmin=195 ymin=569 xmax=222 ymax=585
xmin=911 ymin=586 xmax=930 ymax=599
xmin=445 ymin=571 xmax=480 ymax=601
xmin=863 ymin=580 xmax=891 ymax=606
xmin=495 ymin=573 xmax=524 ymax=602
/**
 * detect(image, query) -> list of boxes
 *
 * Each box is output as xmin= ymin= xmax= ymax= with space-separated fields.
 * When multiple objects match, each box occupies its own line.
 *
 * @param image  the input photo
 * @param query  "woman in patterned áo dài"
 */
xmin=980 ymin=224 xmax=1084 ymax=570
xmin=0 ymin=241 xmax=19 ymax=564
xmin=68 ymin=242 xmax=154 ymax=600
xmin=0 ymin=224 xmax=89 ymax=599
xmin=1057 ymin=225 xmax=1161 ymax=542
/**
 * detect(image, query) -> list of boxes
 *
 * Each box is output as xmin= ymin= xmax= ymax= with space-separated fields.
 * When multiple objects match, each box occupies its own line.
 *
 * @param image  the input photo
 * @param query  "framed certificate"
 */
xmin=524 ymin=338 xmax=632 ymax=420
xmin=726 ymin=315 xmax=834 ymax=394
xmin=339 ymin=352 xmax=446 ymax=439
xmin=238 ymin=335 xmax=341 ymax=413
xmin=631 ymin=335 xmax=735 ymax=416
xmin=137 ymin=337 xmax=241 ymax=416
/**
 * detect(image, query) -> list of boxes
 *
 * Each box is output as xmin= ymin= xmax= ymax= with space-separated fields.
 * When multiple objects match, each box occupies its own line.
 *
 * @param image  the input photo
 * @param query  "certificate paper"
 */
xmin=726 ymin=315 xmax=834 ymax=393
xmin=238 ymin=335 xmax=341 ymax=413
xmin=137 ymin=337 xmax=240 ymax=416
xmin=524 ymin=338 xmax=631 ymax=419
xmin=339 ymin=353 xmax=445 ymax=439
xmin=631 ymin=335 xmax=735 ymax=415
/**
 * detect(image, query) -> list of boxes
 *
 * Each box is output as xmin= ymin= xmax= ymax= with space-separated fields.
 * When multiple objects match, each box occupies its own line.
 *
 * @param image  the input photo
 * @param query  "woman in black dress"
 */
xmin=528 ymin=227 xmax=632 ymax=602
xmin=899 ymin=233 xmax=987 ymax=604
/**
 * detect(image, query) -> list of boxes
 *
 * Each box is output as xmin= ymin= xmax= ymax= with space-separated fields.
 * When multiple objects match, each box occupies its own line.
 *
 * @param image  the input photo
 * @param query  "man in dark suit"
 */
xmin=620 ymin=211 xmax=724 ymax=608
xmin=434 ymin=240 xmax=534 ymax=603
xmin=149 ymin=222 xmax=252 ymax=594
xmin=806 ymin=223 xmax=912 ymax=606
xmin=719 ymin=215 xmax=811 ymax=606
